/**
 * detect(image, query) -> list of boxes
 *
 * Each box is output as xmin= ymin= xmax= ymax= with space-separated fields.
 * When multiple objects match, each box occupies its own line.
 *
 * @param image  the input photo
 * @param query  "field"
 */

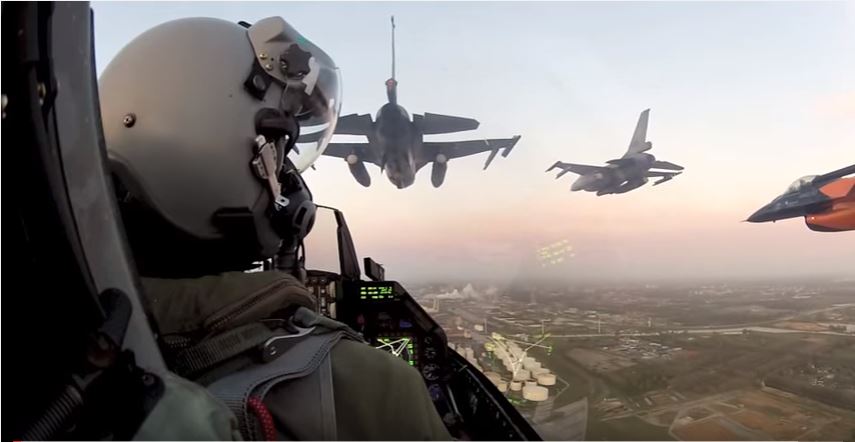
xmin=667 ymin=389 xmax=855 ymax=441
xmin=729 ymin=409 xmax=804 ymax=440
xmin=774 ymin=321 xmax=829 ymax=332
xmin=587 ymin=415 xmax=675 ymax=441
xmin=673 ymin=418 xmax=742 ymax=441
xmin=567 ymin=348 xmax=636 ymax=373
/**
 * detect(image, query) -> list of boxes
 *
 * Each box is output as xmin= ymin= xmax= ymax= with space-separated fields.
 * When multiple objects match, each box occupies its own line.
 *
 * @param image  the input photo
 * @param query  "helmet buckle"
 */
xmin=251 ymin=135 xmax=289 ymax=210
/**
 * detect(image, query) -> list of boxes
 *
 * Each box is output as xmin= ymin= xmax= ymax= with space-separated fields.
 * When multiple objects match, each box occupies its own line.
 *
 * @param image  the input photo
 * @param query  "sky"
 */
xmin=93 ymin=1 xmax=855 ymax=283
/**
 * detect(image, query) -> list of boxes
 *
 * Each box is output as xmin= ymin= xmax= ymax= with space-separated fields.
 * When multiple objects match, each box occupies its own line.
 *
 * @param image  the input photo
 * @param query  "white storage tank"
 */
xmin=531 ymin=367 xmax=549 ymax=376
xmin=497 ymin=382 xmax=508 ymax=393
xmin=522 ymin=385 xmax=549 ymax=402
xmin=510 ymin=381 xmax=522 ymax=391
xmin=523 ymin=361 xmax=541 ymax=371
xmin=537 ymin=373 xmax=557 ymax=386
xmin=513 ymin=369 xmax=530 ymax=381
xmin=525 ymin=381 xmax=538 ymax=388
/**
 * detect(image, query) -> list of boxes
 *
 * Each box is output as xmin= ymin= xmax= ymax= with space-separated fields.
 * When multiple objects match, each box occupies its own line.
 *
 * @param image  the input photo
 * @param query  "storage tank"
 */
xmin=522 ymin=385 xmax=549 ymax=402
xmin=510 ymin=381 xmax=522 ymax=391
xmin=525 ymin=381 xmax=538 ymax=388
xmin=523 ymin=360 xmax=541 ymax=371
xmin=497 ymin=382 xmax=508 ymax=393
xmin=537 ymin=373 xmax=556 ymax=386
xmin=513 ymin=369 xmax=530 ymax=381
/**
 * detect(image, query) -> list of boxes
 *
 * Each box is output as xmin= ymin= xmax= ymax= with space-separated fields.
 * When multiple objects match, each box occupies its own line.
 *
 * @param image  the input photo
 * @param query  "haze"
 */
xmin=93 ymin=2 xmax=855 ymax=283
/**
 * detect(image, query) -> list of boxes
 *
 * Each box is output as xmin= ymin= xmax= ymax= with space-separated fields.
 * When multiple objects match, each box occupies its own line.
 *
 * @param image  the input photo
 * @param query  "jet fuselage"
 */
xmin=748 ymin=169 xmax=855 ymax=232
xmin=571 ymin=153 xmax=655 ymax=194
xmin=372 ymin=102 xmax=422 ymax=189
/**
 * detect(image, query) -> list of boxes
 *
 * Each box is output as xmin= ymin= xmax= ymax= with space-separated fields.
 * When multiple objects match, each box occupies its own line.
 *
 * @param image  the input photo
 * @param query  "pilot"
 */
xmin=99 ymin=16 xmax=451 ymax=441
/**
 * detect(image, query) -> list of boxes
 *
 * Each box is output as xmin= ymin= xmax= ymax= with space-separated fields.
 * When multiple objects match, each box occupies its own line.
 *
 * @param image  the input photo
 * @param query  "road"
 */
xmin=547 ymin=325 xmax=853 ymax=339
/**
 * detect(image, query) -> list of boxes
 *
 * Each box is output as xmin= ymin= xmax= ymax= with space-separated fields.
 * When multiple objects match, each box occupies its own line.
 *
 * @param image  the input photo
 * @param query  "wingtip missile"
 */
xmin=652 ymin=174 xmax=679 ymax=186
xmin=483 ymin=136 xmax=521 ymax=170
xmin=502 ymin=135 xmax=521 ymax=158
xmin=545 ymin=162 xmax=573 ymax=179
xmin=483 ymin=148 xmax=500 ymax=170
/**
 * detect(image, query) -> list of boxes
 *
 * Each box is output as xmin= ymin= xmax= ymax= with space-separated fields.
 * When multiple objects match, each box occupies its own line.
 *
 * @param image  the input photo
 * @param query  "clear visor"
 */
xmin=290 ymin=66 xmax=342 ymax=172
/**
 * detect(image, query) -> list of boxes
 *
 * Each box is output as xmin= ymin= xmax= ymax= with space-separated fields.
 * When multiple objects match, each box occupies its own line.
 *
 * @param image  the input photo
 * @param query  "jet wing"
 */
xmin=624 ymin=108 xmax=652 ymax=156
xmin=645 ymin=170 xmax=682 ymax=186
xmin=297 ymin=114 xmax=373 ymax=143
xmin=815 ymin=163 xmax=855 ymax=186
xmin=323 ymin=143 xmax=382 ymax=167
xmin=419 ymin=136 xmax=520 ymax=170
xmin=413 ymin=113 xmax=480 ymax=135
xmin=547 ymin=161 xmax=609 ymax=179
xmin=334 ymin=113 xmax=374 ymax=136
xmin=651 ymin=160 xmax=683 ymax=171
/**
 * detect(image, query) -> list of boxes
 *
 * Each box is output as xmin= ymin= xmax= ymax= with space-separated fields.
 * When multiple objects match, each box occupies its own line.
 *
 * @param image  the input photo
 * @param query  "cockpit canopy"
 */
xmin=377 ymin=103 xmax=410 ymax=121
xmin=785 ymin=175 xmax=818 ymax=194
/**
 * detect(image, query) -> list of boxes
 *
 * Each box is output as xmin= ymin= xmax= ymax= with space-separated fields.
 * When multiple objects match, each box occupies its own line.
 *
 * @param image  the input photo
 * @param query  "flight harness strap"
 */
xmin=172 ymin=323 xmax=278 ymax=378
xmin=206 ymin=325 xmax=359 ymax=440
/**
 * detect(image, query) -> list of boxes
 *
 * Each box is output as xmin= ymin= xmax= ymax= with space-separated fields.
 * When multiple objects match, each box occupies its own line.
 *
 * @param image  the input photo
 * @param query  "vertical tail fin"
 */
xmin=625 ymin=108 xmax=651 ymax=155
xmin=386 ymin=16 xmax=398 ymax=105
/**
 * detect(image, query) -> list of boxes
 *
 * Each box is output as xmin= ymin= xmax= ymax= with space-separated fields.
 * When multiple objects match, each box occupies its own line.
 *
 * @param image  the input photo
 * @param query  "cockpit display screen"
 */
xmin=358 ymin=282 xmax=396 ymax=300
xmin=375 ymin=336 xmax=417 ymax=367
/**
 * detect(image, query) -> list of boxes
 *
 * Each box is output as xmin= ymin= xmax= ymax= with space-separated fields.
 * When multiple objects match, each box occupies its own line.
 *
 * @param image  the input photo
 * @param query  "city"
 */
xmin=412 ymin=279 xmax=855 ymax=441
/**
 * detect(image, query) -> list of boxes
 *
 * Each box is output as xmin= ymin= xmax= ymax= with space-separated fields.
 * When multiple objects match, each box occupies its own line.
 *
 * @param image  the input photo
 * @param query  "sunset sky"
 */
xmin=94 ymin=2 xmax=855 ymax=283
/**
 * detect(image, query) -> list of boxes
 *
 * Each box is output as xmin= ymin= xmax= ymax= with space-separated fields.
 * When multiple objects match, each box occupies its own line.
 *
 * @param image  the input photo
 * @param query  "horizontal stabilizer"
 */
xmin=651 ymin=160 xmax=683 ymax=171
xmin=414 ymin=113 xmax=480 ymax=135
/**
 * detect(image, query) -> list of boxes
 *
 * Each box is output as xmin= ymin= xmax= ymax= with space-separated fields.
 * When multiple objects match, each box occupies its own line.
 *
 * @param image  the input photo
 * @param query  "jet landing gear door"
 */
xmin=303 ymin=207 xmax=541 ymax=440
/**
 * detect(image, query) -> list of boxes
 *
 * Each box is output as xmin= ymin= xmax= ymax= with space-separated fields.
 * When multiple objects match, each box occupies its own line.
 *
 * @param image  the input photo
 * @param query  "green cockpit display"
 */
xmin=375 ymin=336 xmax=416 ymax=366
xmin=359 ymin=283 xmax=395 ymax=300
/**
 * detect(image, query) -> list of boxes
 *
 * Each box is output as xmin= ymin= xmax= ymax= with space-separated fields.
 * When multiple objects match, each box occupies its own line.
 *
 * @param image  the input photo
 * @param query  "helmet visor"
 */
xmin=291 ymin=65 xmax=342 ymax=172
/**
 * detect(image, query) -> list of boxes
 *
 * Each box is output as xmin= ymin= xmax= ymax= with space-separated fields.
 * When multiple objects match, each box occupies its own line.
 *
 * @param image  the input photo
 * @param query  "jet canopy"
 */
xmin=785 ymin=175 xmax=818 ymax=194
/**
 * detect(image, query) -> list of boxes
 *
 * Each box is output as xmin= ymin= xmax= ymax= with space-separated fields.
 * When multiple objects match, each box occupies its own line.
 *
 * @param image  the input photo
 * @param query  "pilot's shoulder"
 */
xmin=329 ymin=340 xmax=450 ymax=440
xmin=331 ymin=339 xmax=420 ymax=381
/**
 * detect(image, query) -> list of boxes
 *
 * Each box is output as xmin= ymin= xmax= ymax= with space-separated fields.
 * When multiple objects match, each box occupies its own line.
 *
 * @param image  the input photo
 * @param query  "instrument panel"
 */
xmin=304 ymin=274 xmax=540 ymax=440
xmin=336 ymin=281 xmax=451 ymax=407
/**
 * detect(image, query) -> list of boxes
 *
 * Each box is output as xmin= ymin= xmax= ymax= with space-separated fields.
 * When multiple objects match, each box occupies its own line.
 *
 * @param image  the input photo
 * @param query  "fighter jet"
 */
xmin=747 ymin=164 xmax=855 ymax=232
xmin=317 ymin=17 xmax=520 ymax=189
xmin=547 ymin=109 xmax=683 ymax=195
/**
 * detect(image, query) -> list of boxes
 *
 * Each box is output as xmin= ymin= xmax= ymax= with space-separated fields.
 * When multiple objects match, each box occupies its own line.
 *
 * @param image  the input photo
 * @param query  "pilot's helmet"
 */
xmin=100 ymin=17 xmax=341 ymax=274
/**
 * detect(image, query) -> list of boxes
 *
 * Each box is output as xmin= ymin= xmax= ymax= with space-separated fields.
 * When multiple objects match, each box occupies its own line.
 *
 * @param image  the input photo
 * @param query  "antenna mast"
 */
xmin=391 ymin=15 xmax=396 ymax=80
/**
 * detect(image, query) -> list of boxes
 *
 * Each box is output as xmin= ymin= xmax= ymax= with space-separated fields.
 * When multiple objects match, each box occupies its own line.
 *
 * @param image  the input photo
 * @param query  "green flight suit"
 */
xmin=142 ymin=271 xmax=451 ymax=441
